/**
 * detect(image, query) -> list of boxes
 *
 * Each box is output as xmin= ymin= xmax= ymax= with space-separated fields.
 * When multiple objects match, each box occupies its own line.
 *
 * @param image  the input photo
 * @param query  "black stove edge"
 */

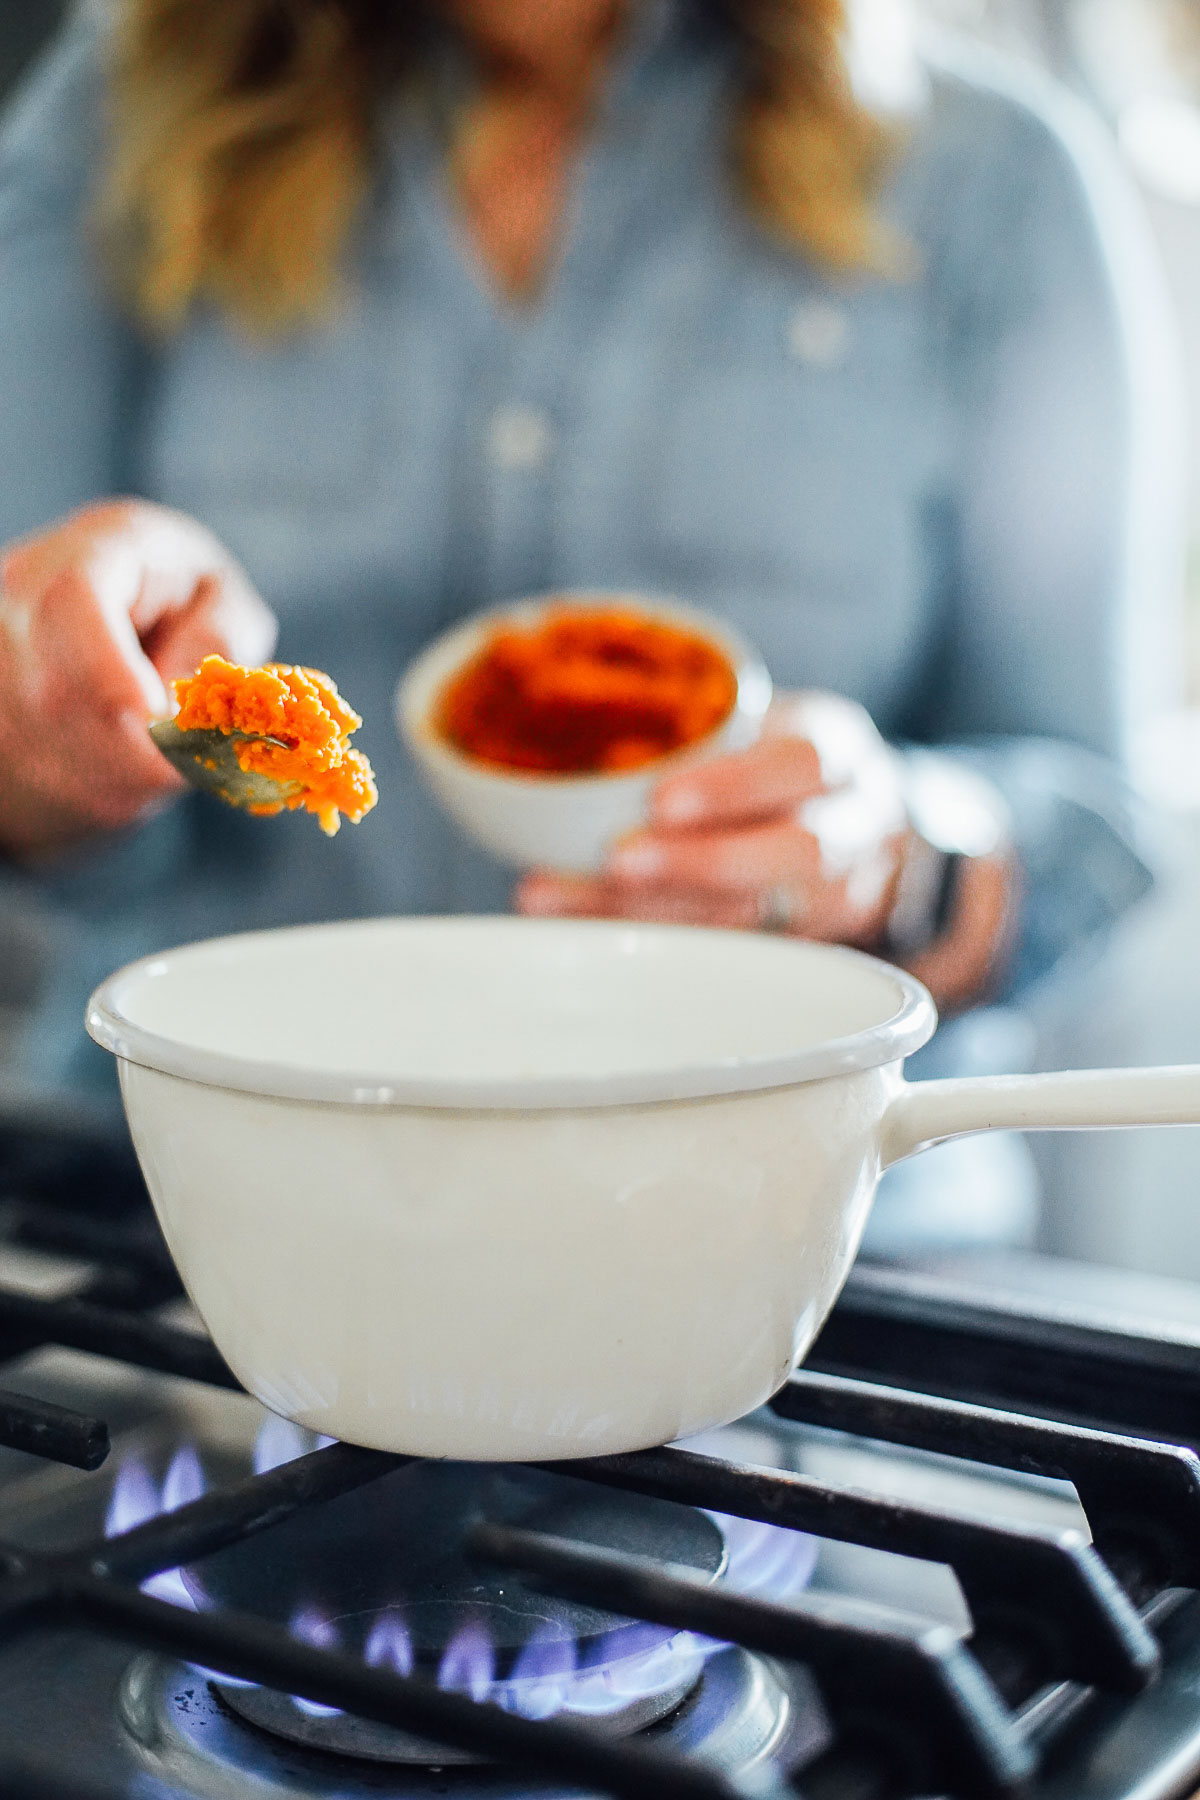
xmin=1020 ymin=1591 xmax=1200 ymax=1800
xmin=772 ymin=1371 xmax=1200 ymax=1601
xmin=819 ymin=1266 xmax=1200 ymax=1447
xmin=0 ymin=1761 xmax=120 ymax=1800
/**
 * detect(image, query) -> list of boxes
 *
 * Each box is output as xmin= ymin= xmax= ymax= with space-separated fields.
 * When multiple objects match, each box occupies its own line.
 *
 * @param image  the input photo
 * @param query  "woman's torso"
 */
xmin=1 ymin=3 xmax=1119 ymax=1092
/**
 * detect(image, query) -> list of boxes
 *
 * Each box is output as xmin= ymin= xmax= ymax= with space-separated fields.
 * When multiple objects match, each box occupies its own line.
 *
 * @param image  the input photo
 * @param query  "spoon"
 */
xmin=149 ymin=719 xmax=303 ymax=811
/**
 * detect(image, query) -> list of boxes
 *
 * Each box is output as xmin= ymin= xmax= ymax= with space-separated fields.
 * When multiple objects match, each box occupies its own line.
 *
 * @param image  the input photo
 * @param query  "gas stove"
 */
xmin=3 ymin=1102 xmax=1200 ymax=1799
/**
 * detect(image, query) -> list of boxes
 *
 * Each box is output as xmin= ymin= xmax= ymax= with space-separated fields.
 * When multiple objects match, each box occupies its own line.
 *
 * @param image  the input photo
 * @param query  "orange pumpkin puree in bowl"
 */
xmin=172 ymin=656 xmax=378 ymax=835
xmin=435 ymin=605 xmax=739 ymax=776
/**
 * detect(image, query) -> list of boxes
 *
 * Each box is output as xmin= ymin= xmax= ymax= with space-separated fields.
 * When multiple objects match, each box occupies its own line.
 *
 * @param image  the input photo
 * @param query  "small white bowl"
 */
xmin=395 ymin=592 xmax=772 ymax=872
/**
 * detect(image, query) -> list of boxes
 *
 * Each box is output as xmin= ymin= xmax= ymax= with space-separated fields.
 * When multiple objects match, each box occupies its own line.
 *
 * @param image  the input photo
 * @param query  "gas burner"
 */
xmin=118 ymin=1645 xmax=820 ymax=1797
xmin=181 ymin=1462 xmax=727 ymax=1757
xmin=215 ymin=1624 xmax=708 ymax=1763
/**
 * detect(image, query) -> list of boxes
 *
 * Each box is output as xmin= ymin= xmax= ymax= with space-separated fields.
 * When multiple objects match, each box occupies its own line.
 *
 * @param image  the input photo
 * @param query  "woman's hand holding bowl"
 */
xmin=518 ymin=690 xmax=1016 ymax=1010
xmin=519 ymin=691 xmax=907 ymax=937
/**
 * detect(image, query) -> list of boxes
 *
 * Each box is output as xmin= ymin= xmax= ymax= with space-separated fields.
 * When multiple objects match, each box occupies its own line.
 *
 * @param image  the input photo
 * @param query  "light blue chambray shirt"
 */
xmin=0 ymin=2 xmax=1178 ymax=1243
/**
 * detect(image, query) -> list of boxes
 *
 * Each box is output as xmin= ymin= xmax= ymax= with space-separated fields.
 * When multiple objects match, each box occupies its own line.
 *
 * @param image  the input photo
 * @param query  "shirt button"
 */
xmin=787 ymin=300 xmax=850 ymax=368
xmin=488 ymin=404 xmax=553 ymax=471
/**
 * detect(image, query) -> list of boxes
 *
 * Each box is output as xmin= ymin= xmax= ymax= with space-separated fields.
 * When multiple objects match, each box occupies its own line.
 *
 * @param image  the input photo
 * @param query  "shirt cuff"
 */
xmin=903 ymin=737 xmax=1156 ymax=997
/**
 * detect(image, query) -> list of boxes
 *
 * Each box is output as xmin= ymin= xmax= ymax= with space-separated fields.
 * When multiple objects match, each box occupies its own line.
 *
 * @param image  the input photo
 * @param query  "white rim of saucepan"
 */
xmin=85 ymin=918 xmax=937 ymax=1110
xmin=395 ymin=590 xmax=774 ymax=787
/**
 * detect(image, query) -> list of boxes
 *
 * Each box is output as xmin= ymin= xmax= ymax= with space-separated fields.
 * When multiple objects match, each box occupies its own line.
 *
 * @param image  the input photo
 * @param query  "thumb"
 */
xmin=650 ymin=734 xmax=823 ymax=830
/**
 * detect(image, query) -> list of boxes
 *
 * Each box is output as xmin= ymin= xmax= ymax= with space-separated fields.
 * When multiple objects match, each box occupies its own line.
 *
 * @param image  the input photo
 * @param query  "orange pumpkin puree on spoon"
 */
xmin=171 ymin=656 xmax=378 ymax=836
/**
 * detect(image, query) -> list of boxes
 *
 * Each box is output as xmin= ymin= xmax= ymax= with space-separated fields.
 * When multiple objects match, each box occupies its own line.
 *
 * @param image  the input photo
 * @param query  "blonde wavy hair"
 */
xmin=103 ymin=0 xmax=896 ymax=334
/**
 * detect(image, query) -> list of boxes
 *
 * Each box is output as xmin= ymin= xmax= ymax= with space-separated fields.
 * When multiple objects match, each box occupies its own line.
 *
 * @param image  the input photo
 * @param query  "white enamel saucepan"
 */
xmin=87 ymin=916 xmax=1200 ymax=1462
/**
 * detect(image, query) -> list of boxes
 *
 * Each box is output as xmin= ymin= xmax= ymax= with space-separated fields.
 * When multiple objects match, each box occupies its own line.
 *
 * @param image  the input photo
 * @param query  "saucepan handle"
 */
xmin=881 ymin=1066 xmax=1200 ymax=1170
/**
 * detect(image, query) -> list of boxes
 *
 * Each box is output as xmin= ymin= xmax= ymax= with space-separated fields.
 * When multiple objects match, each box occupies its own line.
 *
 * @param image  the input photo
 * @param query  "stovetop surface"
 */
xmin=0 ymin=1352 xmax=1041 ymax=1798
xmin=4 ymin=1112 xmax=1200 ymax=1800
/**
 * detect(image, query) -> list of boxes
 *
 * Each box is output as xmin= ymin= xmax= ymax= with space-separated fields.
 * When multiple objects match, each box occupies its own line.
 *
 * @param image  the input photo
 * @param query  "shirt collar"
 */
xmin=412 ymin=0 xmax=717 ymax=119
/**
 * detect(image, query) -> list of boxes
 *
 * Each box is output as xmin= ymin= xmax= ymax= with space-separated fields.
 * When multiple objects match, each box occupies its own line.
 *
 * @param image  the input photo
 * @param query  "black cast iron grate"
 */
xmin=2 ymin=1120 xmax=1200 ymax=1799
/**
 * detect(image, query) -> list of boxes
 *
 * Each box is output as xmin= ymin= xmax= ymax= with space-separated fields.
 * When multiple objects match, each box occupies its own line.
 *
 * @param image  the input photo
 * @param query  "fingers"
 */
xmin=30 ymin=565 xmax=170 ymax=737
xmin=518 ymin=860 xmax=898 ymax=945
xmin=515 ymin=863 xmax=862 ymax=939
xmin=0 ymin=678 xmax=181 ymax=856
xmin=10 ymin=498 xmax=274 ymax=693
xmin=651 ymin=734 xmax=822 ymax=829
xmin=611 ymin=817 xmax=820 ymax=891
xmin=7 ymin=527 xmax=169 ymax=719
xmin=516 ymin=871 xmax=762 ymax=930
xmin=198 ymin=568 xmax=278 ymax=668
xmin=147 ymin=572 xmax=278 ymax=685
xmin=103 ymin=505 xmax=277 ymax=684
xmin=618 ymin=695 xmax=906 ymax=945
xmin=522 ymin=800 xmax=903 ymax=944
xmin=26 ymin=568 xmax=183 ymax=818
xmin=520 ymin=701 xmax=905 ymax=943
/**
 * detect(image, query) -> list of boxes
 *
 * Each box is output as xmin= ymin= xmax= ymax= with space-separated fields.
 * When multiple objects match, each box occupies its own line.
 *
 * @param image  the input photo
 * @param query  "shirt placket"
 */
xmin=478 ymin=339 xmax=560 ymax=602
xmin=463 ymin=0 xmax=707 ymax=605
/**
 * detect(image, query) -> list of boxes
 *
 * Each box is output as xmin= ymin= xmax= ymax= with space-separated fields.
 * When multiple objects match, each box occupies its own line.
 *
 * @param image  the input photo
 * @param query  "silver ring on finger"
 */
xmin=757 ymin=882 xmax=808 ymax=935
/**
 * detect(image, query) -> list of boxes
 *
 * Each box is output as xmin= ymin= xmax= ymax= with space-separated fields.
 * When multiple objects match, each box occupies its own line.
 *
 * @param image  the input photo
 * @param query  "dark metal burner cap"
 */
xmin=184 ymin=1462 xmax=726 ymax=1669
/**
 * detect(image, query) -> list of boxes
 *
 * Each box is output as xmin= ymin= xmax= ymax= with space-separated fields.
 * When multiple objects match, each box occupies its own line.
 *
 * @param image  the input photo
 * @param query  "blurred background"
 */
xmin=3 ymin=0 xmax=1200 ymax=1275
xmin=916 ymin=0 xmax=1200 ymax=1278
